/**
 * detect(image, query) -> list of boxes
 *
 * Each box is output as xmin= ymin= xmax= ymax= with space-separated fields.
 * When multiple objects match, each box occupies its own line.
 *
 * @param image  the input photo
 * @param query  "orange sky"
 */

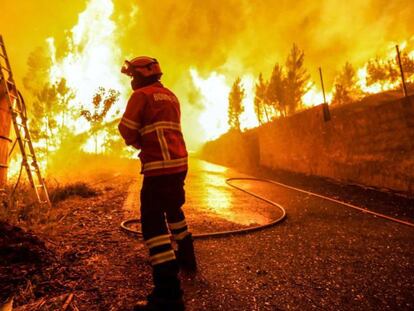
xmin=2 ymin=0 xmax=413 ymax=84
xmin=0 ymin=1 xmax=85 ymax=79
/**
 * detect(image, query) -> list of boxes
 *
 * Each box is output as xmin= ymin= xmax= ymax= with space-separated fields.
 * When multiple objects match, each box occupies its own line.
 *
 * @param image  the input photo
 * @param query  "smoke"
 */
xmin=114 ymin=0 xmax=413 ymax=147
xmin=118 ymin=0 xmax=414 ymax=80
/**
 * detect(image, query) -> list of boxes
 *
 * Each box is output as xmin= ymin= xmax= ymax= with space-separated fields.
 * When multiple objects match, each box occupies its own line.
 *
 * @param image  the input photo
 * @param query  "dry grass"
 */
xmin=0 ymin=153 xmax=136 ymax=228
xmin=49 ymin=182 xmax=98 ymax=203
xmin=0 ymin=181 xmax=99 ymax=230
xmin=0 ymin=183 xmax=44 ymax=226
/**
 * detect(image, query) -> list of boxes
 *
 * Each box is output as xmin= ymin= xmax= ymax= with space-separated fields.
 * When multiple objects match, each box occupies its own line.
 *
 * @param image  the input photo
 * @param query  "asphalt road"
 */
xmin=124 ymin=158 xmax=414 ymax=310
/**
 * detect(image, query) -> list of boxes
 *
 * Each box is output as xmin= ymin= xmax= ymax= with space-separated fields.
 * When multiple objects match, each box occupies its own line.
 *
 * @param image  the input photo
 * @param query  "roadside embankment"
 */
xmin=202 ymin=95 xmax=414 ymax=195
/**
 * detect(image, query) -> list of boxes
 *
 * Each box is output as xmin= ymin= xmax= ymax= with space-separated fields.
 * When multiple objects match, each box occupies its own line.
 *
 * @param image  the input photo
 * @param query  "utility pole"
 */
xmin=319 ymin=67 xmax=327 ymax=104
xmin=395 ymin=45 xmax=408 ymax=98
xmin=319 ymin=67 xmax=330 ymax=121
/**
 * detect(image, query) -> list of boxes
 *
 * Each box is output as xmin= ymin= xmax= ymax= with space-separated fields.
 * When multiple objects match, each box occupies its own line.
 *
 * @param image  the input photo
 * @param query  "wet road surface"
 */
xmin=123 ymin=158 xmax=414 ymax=310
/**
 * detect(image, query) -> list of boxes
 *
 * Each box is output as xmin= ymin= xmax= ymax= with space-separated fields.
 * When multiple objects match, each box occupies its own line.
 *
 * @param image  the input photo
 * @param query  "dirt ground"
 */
xmin=0 ymin=156 xmax=150 ymax=310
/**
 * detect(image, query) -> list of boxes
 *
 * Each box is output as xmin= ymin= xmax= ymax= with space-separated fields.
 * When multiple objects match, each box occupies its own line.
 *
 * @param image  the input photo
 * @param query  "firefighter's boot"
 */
xmin=176 ymin=234 xmax=197 ymax=273
xmin=133 ymin=293 xmax=184 ymax=311
xmin=134 ymin=262 xmax=184 ymax=311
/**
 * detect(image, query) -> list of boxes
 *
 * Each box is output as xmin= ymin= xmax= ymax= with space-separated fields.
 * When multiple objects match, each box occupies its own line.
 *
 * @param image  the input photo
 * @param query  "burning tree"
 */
xmin=33 ymin=84 xmax=59 ymax=151
xmin=28 ymin=78 xmax=75 ymax=165
xmin=253 ymin=44 xmax=310 ymax=121
xmin=228 ymin=77 xmax=245 ymax=132
xmin=22 ymin=48 xmax=77 ymax=163
xmin=267 ymin=63 xmax=288 ymax=117
xmin=332 ymin=62 xmax=362 ymax=105
xmin=399 ymin=52 xmax=414 ymax=79
xmin=54 ymin=78 xmax=75 ymax=130
xmin=23 ymin=47 xmax=51 ymax=95
xmin=254 ymin=73 xmax=269 ymax=124
xmin=81 ymin=87 xmax=120 ymax=154
xmin=366 ymin=52 xmax=414 ymax=90
xmin=284 ymin=44 xmax=310 ymax=115
xmin=366 ymin=58 xmax=399 ymax=89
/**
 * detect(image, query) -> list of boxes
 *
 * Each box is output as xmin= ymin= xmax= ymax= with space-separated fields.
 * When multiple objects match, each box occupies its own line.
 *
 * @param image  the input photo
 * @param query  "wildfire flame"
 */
xmin=47 ymin=0 xmax=128 ymax=152
xmin=4 ymin=0 xmax=413 ymax=156
xmin=192 ymin=39 xmax=414 ymax=140
xmin=39 ymin=0 xmax=414 ymax=144
xmin=190 ymin=69 xmax=230 ymax=140
xmin=357 ymin=41 xmax=414 ymax=94
xmin=190 ymin=70 xmax=259 ymax=140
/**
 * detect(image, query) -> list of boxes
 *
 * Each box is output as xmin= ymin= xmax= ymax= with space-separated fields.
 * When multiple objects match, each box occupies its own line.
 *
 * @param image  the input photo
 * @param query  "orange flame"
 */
xmin=47 ymin=0 xmax=128 ymax=152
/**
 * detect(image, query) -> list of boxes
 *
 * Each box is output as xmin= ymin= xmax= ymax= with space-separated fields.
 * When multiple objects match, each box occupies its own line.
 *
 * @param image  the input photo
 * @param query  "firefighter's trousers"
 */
xmin=140 ymin=171 xmax=190 ymax=299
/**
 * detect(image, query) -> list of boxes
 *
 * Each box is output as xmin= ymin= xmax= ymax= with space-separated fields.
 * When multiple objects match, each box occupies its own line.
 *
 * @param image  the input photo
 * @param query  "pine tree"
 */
xmin=332 ymin=62 xmax=362 ymax=105
xmin=55 ymin=78 xmax=75 ymax=131
xmin=366 ymin=58 xmax=399 ymax=88
xmin=228 ymin=77 xmax=245 ymax=132
xmin=29 ymin=78 xmax=74 ymax=164
xmin=33 ymin=83 xmax=58 ymax=157
xmin=400 ymin=52 xmax=414 ymax=81
xmin=254 ymin=73 xmax=268 ymax=124
xmin=267 ymin=63 xmax=287 ymax=117
xmin=285 ymin=44 xmax=310 ymax=115
xmin=23 ymin=48 xmax=74 ymax=161
xmin=23 ymin=47 xmax=51 ymax=94
xmin=366 ymin=52 xmax=414 ymax=90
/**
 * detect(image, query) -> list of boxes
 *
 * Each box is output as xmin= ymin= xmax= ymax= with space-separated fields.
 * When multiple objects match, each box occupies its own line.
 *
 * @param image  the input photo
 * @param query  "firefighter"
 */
xmin=118 ymin=56 xmax=197 ymax=311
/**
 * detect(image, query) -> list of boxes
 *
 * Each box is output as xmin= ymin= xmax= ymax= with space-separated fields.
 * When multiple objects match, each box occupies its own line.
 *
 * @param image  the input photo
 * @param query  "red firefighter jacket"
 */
xmin=118 ymin=82 xmax=188 ymax=176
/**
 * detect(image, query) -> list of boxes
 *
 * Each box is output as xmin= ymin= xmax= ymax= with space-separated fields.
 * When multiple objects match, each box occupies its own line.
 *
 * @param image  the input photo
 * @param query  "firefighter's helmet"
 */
xmin=121 ymin=56 xmax=162 ymax=78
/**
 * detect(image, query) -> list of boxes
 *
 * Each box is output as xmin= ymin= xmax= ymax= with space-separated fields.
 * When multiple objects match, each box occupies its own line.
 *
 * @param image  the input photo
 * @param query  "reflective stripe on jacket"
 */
xmin=118 ymin=82 xmax=188 ymax=176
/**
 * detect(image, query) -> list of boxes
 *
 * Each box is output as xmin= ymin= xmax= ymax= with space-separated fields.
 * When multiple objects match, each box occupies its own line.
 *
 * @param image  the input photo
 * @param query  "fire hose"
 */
xmin=120 ymin=177 xmax=414 ymax=238
xmin=120 ymin=177 xmax=287 ymax=238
